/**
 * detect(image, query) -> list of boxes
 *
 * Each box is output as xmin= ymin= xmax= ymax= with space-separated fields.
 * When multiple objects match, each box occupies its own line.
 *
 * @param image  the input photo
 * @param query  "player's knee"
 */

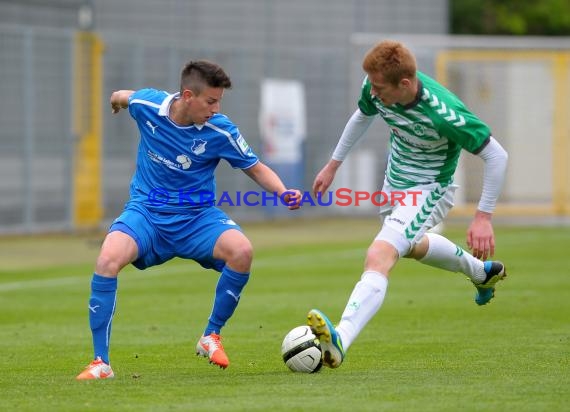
xmin=225 ymin=240 xmax=253 ymax=270
xmin=95 ymin=253 xmax=125 ymax=276
xmin=406 ymin=235 xmax=429 ymax=260
xmin=374 ymin=226 xmax=412 ymax=257
xmin=364 ymin=241 xmax=399 ymax=274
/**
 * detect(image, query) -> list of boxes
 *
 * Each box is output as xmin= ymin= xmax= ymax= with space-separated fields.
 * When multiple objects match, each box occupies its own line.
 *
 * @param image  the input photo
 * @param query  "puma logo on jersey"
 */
xmin=146 ymin=120 xmax=158 ymax=134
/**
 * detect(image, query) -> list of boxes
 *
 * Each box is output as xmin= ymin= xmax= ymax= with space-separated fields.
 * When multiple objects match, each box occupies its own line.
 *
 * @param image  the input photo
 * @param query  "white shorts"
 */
xmin=374 ymin=180 xmax=458 ymax=257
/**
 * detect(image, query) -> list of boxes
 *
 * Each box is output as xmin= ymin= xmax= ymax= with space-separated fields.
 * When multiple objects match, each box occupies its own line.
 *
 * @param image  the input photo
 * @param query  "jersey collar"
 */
xmin=159 ymin=92 xmax=178 ymax=116
xmin=400 ymin=79 xmax=423 ymax=110
xmin=158 ymin=92 xmax=205 ymax=130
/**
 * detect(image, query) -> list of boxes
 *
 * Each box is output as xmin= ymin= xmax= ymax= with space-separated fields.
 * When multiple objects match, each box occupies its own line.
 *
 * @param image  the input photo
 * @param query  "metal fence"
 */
xmin=1 ymin=25 xmax=381 ymax=233
xmin=0 ymin=25 xmax=75 ymax=233
xmin=2 ymin=25 xmax=569 ymax=234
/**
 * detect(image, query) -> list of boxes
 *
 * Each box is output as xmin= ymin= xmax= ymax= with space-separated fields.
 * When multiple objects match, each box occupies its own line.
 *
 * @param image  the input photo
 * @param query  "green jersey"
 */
xmin=358 ymin=71 xmax=491 ymax=189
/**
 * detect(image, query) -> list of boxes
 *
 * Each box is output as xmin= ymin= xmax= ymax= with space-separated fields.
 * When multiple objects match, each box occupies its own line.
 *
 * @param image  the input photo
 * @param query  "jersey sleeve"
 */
xmin=357 ymin=76 xmax=380 ymax=116
xmin=214 ymin=115 xmax=259 ymax=169
xmin=127 ymin=88 xmax=164 ymax=120
xmin=420 ymin=77 xmax=491 ymax=154
xmin=434 ymin=104 xmax=491 ymax=154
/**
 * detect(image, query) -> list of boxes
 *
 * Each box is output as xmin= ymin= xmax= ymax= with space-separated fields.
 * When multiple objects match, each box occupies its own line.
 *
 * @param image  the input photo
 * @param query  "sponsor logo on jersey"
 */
xmin=391 ymin=128 xmax=438 ymax=149
xmin=176 ymin=154 xmax=192 ymax=170
xmin=148 ymin=150 xmax=186 ymax=170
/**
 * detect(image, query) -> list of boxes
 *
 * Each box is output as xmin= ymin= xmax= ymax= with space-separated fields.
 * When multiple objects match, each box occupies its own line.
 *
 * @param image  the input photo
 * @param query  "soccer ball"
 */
xmin=281 ymin=325 xmax=323 ymax=373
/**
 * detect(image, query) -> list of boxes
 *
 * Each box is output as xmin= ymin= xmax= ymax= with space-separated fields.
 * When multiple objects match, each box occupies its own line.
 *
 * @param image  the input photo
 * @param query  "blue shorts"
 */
xmin=109 ymin=202 xmax=242 ymax=272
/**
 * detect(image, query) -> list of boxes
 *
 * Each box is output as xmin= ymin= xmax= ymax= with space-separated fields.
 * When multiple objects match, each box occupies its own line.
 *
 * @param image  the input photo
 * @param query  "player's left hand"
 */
xmin=282 ymin=189 xmax=302 ymax=210
xmin=467 ymin=211 xmax=495 ymax=260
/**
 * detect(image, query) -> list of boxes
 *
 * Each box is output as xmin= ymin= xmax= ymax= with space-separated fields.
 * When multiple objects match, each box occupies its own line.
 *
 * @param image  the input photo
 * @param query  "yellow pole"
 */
xmin=551 ymin=53 xmax=570 ymax=215
xmin=73 ymin=32 xmax=103 ymax=228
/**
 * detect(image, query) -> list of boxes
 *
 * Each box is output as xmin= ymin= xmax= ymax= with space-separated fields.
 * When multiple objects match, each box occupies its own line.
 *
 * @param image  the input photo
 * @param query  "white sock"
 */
xmin=419 ymin=233 xmax=486 ymax=283
xmin=336 ymin=271 xmax=388 ymax=351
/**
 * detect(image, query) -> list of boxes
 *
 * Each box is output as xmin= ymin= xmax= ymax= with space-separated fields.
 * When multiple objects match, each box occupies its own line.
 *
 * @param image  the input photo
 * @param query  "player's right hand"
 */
xmin=467 ymin=211 xmax=495 ymax=260
xmin=110 ymin=90 xmax=134 ymax=114
xmin=312 ymin=160 xmax=341 ymax=197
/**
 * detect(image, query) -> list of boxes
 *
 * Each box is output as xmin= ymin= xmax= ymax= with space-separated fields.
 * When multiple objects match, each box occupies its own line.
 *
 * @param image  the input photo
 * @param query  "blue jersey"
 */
xmin=126 ymin=88 xmax=259 ymax=213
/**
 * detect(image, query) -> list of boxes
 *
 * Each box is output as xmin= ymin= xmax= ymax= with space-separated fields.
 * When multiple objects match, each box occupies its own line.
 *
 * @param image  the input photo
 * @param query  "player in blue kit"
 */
xmin=76 ymin=60 xmax=301 ymax=379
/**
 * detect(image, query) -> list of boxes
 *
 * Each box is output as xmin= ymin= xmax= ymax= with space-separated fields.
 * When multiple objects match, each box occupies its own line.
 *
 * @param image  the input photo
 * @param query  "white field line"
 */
xmin=0 ymin=248 xmax=363 ymax=293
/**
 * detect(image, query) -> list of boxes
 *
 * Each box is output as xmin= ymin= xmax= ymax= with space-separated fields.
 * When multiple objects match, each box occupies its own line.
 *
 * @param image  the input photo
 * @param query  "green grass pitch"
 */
xmin=0 ymin=218 xmax=568 ymax=411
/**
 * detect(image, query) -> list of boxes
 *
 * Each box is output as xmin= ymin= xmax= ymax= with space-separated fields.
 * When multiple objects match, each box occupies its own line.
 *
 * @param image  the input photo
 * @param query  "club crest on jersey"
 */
xmin=413 ymin=123 xmax=426 ymax=136
xmin=191 ymin=139 xmax=207 ymax=155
